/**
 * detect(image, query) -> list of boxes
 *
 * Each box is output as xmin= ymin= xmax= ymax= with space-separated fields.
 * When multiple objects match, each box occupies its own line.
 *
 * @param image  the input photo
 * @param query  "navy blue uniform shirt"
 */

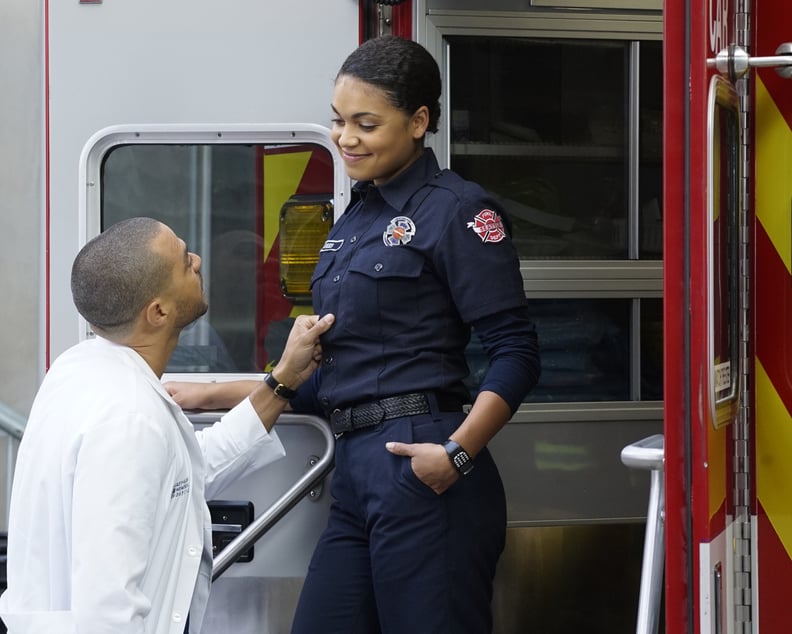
xmin=293 ymin=148 xmax=539 ymax=414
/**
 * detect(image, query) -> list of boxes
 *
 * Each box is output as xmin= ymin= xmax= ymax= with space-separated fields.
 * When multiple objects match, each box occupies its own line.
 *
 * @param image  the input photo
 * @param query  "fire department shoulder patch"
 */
xmin=467 ymin=209 xmax=506 ymax=243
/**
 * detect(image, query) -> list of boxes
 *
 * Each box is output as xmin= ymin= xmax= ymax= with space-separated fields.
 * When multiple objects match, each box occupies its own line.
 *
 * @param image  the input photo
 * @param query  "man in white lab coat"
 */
xmin=0 ymin=217 xmax=335 ymax=634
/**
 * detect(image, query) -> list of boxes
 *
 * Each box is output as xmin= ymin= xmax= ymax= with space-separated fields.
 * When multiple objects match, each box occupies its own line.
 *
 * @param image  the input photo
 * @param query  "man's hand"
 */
xmin=164 ymin=314 xmax=333 ymax=417
xmin=385 ymin=441 xmax=458 ymax=495
xmin=274 ymin=313 xmax=335 ymax=388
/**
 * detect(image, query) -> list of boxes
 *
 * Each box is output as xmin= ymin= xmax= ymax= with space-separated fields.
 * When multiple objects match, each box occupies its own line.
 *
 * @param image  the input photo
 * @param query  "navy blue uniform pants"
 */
xmin=290 ymin=410 xmax=507 ymax=634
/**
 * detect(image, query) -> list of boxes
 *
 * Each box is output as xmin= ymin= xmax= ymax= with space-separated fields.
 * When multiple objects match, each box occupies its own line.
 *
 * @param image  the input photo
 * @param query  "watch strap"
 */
xmin=443 ymin=439 xmax=474 ymax=476
xmin=264 ymin=372 xmax=297 ymax=400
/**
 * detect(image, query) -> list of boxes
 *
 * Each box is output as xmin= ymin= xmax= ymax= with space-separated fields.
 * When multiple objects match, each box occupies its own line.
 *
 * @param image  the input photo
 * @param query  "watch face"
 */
xmin=455 ymin=452 xmax=474 ymax=474
xmin=445 ymin=441 xmax=474 ymax=475
xmin=452 ymin=452 xmax=469 ymax=469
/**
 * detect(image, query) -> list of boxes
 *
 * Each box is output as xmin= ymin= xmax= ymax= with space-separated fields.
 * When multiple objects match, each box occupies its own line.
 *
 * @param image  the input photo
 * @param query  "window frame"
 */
xmin=79 ymin=124 xmax=350 ymax=381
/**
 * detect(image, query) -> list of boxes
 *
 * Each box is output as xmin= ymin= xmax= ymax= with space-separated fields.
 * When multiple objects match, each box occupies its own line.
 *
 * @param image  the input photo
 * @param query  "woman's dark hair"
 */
xmin=337 ymin=35 xmax=442 ymax=133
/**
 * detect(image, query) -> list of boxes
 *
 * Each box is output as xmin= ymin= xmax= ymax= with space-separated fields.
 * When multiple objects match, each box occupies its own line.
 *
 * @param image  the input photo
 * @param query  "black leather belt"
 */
xmin=330 ymin=392 xmax=461 ymax=435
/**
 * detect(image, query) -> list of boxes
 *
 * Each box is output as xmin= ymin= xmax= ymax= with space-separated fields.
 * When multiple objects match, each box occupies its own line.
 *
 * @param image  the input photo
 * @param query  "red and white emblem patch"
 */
xmin=467 ymin=209 xmax=506 ymax=243
xmin=383 ymin=216 xmax=416 ymax=247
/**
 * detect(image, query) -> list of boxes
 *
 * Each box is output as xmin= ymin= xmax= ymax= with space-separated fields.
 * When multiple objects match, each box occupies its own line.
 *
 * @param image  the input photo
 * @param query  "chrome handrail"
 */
xmin=187 ymin=412 xmax=335 ymax=581
xmin=0 ymin=401 xmax=26 ymax=440
xmin=621 ymin=434 xmax=665 ymax=634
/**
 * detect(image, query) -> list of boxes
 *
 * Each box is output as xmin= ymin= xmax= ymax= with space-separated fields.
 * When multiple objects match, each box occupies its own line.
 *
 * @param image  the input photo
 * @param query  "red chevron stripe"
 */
xmin=757 ymin=499 xmax=792 ymax=630
xmin=755 ymin=223 xmax=792 ymax=416
xmin=755 ymin=4 xmax=792 ymax=133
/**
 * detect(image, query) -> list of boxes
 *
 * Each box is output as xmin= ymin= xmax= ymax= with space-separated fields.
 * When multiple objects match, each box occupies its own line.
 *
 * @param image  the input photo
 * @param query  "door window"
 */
xmin=448 ymin=35 xmax=663 ymax=403
xmin=100 ymin=140 xmax=338 ymax=374
xmin=449 ymin=37 xmax=662 ymax=260
xmin=708 ymin=76 xmax=742 ymax=427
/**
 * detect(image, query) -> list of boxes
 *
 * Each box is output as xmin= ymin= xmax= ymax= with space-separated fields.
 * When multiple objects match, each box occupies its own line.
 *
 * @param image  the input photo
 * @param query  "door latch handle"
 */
xmin=708 ymin=43 xmax=792 ymax=82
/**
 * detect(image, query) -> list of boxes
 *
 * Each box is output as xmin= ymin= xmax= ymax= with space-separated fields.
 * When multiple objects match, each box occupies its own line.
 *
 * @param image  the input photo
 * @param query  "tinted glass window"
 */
xmin=102 ymin=143 xmax=335 ymax=373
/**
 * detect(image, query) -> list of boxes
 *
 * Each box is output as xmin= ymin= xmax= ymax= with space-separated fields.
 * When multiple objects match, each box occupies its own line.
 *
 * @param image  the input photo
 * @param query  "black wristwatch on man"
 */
xmin=263 ymin=372 xmax=297 ymax=400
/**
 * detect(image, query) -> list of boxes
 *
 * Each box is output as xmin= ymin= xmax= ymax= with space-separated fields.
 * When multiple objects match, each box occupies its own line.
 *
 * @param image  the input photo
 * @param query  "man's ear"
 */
xmin=143 ymin=298 xmax=169 ymax=327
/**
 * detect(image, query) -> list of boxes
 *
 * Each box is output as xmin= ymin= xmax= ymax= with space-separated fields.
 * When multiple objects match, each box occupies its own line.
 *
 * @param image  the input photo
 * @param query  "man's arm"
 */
xmin=165 ymin=314 xmax=334 ymax=421
xmin=245 ymin=313 xmax=334 ymax=431
xmin=193 ymin=314 xmax=335 ymax=498
xmin=166 ymin=380 xmax=259 ymax=411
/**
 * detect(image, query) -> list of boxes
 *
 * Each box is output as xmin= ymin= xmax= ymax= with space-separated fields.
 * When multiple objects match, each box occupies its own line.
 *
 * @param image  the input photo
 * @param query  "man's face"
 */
xmin=153 ymin=224 xmax=209 ymax=328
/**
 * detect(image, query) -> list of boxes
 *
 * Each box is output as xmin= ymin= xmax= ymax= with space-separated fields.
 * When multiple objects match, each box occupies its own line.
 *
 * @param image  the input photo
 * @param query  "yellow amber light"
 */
xmin=279 ymin=195 xmax=333 ymax=301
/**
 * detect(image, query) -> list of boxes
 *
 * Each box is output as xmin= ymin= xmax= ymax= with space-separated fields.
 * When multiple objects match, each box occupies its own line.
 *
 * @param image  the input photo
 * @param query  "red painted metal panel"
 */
xmin=752 ymin=0 xmax=792 ymax=628
xmin=663 ymin=0 xmax=738 ymax=630
xmin=358 ymin=1 xmax=413 ymax=41
xmin=390 ymin=1 xmax=413 ymax=39
xmin=661 ymin=2 xmax=692 ymax=631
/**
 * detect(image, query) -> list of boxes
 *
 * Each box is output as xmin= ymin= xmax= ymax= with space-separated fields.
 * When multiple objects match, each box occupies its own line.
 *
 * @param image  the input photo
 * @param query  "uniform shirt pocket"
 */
xmin=341 ymin=247 xmax=425 ymax=340
xmin=309 ymin=252 xmax=336 ymax=314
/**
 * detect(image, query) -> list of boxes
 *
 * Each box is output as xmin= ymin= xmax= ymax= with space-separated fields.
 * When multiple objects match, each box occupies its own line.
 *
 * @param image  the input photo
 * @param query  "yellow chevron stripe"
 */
xmin=262 ymin=151 xmax=312 ymax=260
xmin=708 ymin=413 xmax=727 ymax=522
xmin=756 ymin=359 xmax=792 ymax=560
xmin=755 ymin=76 xmax=792 ymax=275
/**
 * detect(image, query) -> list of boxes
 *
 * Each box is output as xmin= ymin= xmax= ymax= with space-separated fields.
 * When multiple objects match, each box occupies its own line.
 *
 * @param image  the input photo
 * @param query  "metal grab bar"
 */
xmin=621 ymin=434 xmax=664 ymax=634
xmin=187 ymin=412 xmax=335 ymax=581
xmin=707 ymin=43 xmax=792 ymax=80
xmin=0 ymin=401 xmax=26 ymax=440
xmin=213 ymin=413 xmax=334 ymax=580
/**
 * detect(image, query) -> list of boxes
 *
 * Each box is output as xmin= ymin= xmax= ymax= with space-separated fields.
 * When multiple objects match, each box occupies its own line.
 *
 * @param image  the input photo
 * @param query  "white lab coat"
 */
xmin=0 ymin=337 xmax=286 ymax=634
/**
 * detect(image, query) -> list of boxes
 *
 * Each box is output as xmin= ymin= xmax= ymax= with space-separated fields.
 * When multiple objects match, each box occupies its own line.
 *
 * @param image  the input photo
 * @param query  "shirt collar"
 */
xmin=351 ymin=148 xmax=441 ymax=213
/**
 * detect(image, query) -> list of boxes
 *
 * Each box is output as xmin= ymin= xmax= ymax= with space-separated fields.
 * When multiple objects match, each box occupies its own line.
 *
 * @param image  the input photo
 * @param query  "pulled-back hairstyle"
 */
xmin=71 ymin=217 xmax=171 ymax=336
xmin=337 ymin=35 xmax=442 ymax=133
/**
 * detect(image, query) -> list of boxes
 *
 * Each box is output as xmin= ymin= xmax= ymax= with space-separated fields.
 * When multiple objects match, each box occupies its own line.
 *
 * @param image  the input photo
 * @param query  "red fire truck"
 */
xmin=2 ymin=0 xmax=792 ymax=632
xmin=664 ymin=0 xmax=792 ymax=632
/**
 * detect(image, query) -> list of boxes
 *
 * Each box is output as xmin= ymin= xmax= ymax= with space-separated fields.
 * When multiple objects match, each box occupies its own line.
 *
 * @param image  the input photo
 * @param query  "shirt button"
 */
xmin=173 ymin=612 xmax=183 ymax=622
xmin=350 ymin=235 xmax=357 ymax=243
xmin=374 ymin=263 xmax=383 ymax=272
xmin=187 ymin=546 xmax=199 ymax=557
xmin=321 ymin=397 xmax=330 ymax=406
xmin=324 ymin=356 xmax=334 ymax=365
xmin=333 ymin=275 xmax=340 ymax=282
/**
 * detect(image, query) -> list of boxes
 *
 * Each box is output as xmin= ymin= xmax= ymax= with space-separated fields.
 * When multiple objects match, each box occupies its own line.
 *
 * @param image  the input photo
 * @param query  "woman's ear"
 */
xmin=411 ymin=105 xmax=430 ymax=139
